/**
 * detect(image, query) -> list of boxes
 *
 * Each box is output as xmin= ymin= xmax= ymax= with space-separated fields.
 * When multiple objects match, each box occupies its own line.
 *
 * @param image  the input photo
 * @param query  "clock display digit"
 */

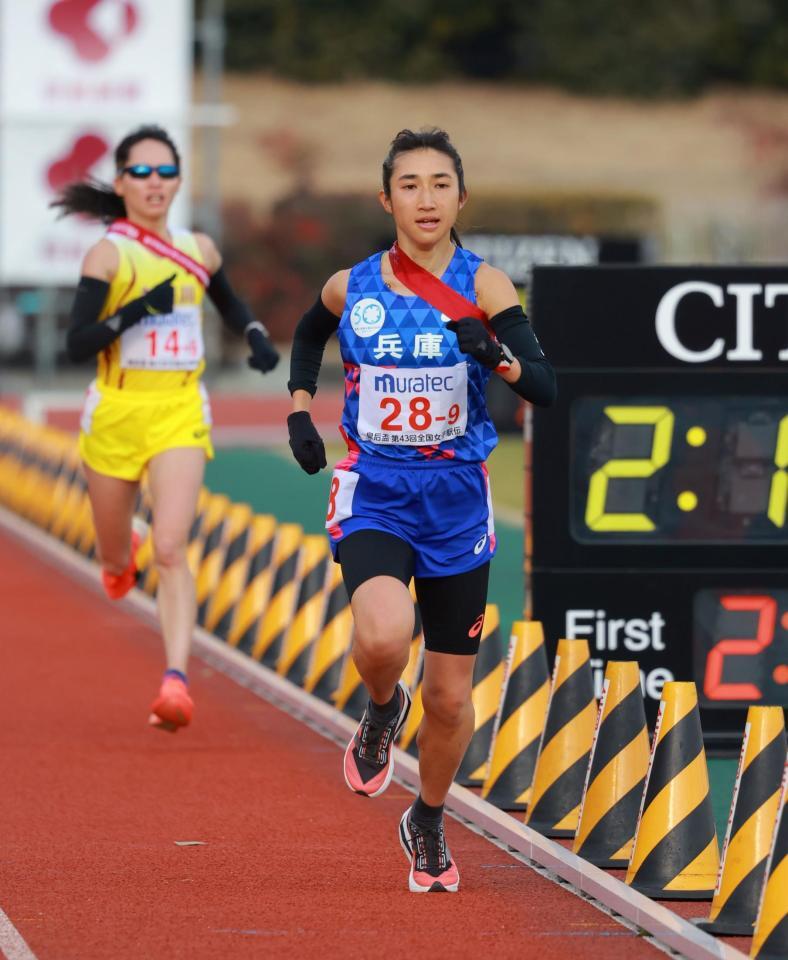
xmin=573 ymin=397 xmax=788 ymax=543
xmin=585 ymin=406 xmax=674 ymax=532
xmin=694 ymin=589 xmax=788 ymax=707
xmin=702 ymin=595 xmax=776 ymax=701
xmin=767 ymin=414 xmax=788 ymax=528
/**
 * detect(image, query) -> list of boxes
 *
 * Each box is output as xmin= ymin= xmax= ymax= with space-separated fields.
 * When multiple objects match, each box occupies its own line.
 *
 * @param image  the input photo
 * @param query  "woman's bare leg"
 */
xmin=82 ymin=464 xmax=138 ymax=574
xmin=146 ymin=447 xmax=205 ymax=673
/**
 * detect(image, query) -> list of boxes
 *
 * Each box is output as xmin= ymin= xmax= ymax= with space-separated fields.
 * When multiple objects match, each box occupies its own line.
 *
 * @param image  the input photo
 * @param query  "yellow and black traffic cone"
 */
xmin=203 ymin=504 xmax=259 ymax=639
xmin=573 ymin=660 xmax=649 ymax=867
xmin=56 ymin=467 xmax=88 ymax=546
xmin=197 ymin=502 xmax=254 ymax=629
xmin=25 ymin=430 xmax=64 ymax=530
xmin=227 ymin=514 xmax=278 ymax=654
xmin=751 ymin=756 xmax=788 ymax=960
xmin=131 ymin=489 xmax=156 ymax=594
xmin=626 ymin=681 xmax=719 ymax=900
xmin=134 ymin=533 xmax=156 ymax=597
xmin=277 ymin=535 xmax=331 ymax=687
xmin=47 ymin=435 xmax=75 ymax=532
xmin=191 ymin=492 xmax=231 ymax=606
xmin=48 ymin=436 xmax=76 ymax=532
xmin=75 ymin=491 xmax=97 ymax=559
xmin=333 ymin=650 xmax=367 ymax=718
xmin=196 ymin=500 xmax=252 ymax=627
xmin=695 ymin=707 xmax=786 ymax=935
xmin=251 ymin=523 xmax=304 ymax=666
xmin=22 ymin=431 xmax=45 ymax=529
xmin=456 ymin=605 xmax=507 ymax=786
xmin=62 ymin=483 xmax=94 ymax=559
xmin=9 ymin=432 xmax=35 ymax=521
xmin=47 ymin=446 xmax=82 ymax=540
xmin=481 ymin=620 xmax=550 ymax=811
xmin=303 ymin=564 xmax=353 ymax=703
xmin=185 ymin=487 xmax=212 ymax=578
xmin=524 ymin=638 xmax=596 ymax=837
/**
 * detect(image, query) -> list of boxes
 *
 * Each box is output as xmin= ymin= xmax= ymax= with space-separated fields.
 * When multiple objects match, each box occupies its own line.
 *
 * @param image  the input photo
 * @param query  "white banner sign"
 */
xmin=0 ymin=122 xmax=190 ymax=285
xmin=0 ymin=0 xmax=191 ymax=118
xmin=0 ymin=0 xmax=192 ymax=285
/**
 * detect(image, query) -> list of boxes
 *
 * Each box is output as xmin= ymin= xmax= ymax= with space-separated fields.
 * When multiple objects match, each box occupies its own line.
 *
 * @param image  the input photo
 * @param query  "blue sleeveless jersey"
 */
xmin=337 ymin=247 xmax=498 ymax=464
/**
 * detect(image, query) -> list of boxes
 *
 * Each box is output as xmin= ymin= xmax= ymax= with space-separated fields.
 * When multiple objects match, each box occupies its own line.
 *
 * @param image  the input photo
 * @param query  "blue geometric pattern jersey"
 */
xmin=336 ymin=247 xmax=498 ymax=464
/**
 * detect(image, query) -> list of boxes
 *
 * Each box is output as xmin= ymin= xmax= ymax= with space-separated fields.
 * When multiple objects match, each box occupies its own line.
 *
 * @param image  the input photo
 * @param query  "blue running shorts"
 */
xmin=325 ymin=452 xmax=496 ymax=578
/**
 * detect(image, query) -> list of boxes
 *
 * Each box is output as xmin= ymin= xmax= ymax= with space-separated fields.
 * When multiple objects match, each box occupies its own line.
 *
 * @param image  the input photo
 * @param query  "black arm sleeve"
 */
xmin=66 ymin=274 xmax=175 ymax=363
xmin=287 ymin=297 xmax=341 ymax=396
xmin=489 ymin=305 xmax=557 ymax=406
xmin=206 ymin=266 xmax=255 ymax=334
xmin=65 ymin=277 xmax=115 ymax=362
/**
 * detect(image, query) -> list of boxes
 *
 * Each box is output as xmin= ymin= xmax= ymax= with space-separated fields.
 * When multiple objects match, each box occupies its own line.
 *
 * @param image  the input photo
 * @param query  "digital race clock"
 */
xmin=527 ymin=266 xmax=788 ymax=749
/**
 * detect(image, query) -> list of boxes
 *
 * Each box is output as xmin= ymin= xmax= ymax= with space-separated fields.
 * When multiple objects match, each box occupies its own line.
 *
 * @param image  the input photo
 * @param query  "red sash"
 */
xmin=107 ymin=218 xmax=210 ymax=288
xmin=388 ymin=242 xmax=488 ymax=325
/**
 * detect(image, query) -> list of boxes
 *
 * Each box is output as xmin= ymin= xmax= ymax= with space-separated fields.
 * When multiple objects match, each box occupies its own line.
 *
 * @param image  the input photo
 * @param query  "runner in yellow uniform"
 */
xmin=53 ymin=125 xmax=279 ymax=731
xmin=79 ymin=222 xmax=215 ymax=479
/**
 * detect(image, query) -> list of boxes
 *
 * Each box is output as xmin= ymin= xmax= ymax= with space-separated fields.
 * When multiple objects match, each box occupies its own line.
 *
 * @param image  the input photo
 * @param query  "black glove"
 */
xmin=142 ymin=274 xmax=176 ymax=314
xmin=446 ymin=317 xmax=503 ymax=370
xmin=109 ymin=274 xmax=176 ymax=333
xmin=287 ymin=411 xmax=327 ymax=475
xmin=246 ymin=323 xmax=280 ymax=374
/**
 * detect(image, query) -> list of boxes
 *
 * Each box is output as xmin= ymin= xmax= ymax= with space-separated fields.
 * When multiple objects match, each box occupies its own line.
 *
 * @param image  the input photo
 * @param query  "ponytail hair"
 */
xmin=50 ymin=123 xmax=180 ymax=223
xmin=51 ymin=179 xmax=126 ymax=222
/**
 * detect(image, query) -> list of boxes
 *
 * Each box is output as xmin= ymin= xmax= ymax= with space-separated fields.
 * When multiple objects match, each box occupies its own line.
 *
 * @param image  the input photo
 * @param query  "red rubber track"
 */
xmin=0 ymin=530 xmax=664 ymax=960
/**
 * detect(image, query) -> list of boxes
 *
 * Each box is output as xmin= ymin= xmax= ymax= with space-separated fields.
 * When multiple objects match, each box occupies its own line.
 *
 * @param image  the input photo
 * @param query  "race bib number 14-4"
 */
xmin=120 ymin=307 xmax=204 ymax=371
xmin=357 ymin=362 xmax=468 ymax=445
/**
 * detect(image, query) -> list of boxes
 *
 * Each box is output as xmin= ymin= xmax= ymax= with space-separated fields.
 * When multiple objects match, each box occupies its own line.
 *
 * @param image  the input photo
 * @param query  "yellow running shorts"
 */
xmin=78 ymin=380 xmax=215 ymax=481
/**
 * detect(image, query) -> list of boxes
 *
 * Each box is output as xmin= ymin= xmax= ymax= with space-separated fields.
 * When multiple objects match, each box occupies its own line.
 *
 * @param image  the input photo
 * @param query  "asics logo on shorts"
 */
xmin=473 ymin=534 xmax=487 ymax=555
xmin=468 ymin=613 xmax=485 ymax=638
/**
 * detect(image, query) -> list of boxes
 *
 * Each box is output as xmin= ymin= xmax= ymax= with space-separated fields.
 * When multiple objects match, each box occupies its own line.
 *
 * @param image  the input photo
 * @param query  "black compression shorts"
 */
xmin=337 ymin=529 xmax=490 ymax=656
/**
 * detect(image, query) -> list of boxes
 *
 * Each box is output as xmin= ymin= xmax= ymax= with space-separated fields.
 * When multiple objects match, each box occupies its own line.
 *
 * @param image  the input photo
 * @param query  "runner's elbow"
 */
xmin=66 ymin=329 xmax=90 ymax=363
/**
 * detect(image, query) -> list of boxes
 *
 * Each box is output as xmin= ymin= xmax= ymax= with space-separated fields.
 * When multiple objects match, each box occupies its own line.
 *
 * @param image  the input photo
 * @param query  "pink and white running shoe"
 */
xmin=343 ymin=680 xmax=411 ymax=798
xmin=399 ymin=806 xmax=460 ymax=893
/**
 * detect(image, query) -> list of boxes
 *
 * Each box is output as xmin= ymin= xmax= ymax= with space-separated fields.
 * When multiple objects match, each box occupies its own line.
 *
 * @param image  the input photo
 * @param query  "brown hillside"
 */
xmin=192 ymin=77 xmax=788 ymax=260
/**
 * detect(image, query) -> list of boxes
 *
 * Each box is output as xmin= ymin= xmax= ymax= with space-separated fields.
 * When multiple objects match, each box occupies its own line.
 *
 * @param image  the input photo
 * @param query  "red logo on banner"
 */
xmin=46 ymin=133 xmax=109 ymax=192
xmin=49 ymin=0 xmax=138 ymax=63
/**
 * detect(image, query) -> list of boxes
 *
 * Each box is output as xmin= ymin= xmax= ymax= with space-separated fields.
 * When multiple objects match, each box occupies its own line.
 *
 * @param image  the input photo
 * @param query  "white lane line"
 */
xmin=0 ymin=507 xmax=748 ymax=960
xmin=0 ymin=907 xmax=39 ymax=960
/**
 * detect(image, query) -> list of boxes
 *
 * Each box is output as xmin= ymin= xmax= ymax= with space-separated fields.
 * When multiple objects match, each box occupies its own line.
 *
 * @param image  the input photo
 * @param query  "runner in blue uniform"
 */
xmin=287 ymin=128 xmax=556 ymax=892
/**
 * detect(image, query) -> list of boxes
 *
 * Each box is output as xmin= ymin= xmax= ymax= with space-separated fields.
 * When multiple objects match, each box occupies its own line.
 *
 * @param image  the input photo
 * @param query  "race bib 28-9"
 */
xmin=357 ymin=362 xmax=468 ymax=445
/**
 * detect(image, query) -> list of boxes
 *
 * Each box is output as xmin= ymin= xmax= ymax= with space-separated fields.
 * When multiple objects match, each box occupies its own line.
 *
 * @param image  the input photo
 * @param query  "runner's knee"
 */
xmin=353 ymin=606 xmax=412 ymax=668
xmin=152 ymin=532 xmax=188 ymax=570
xmin=421 ymin=684 xmax=473 ymax=729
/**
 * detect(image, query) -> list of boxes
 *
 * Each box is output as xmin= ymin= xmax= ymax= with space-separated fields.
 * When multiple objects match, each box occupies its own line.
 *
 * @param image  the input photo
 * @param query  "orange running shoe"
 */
xmin=101 ymin=530 xmax=141 ymax=601
xmin=148 ymin=676 xmax=194 ymax=733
